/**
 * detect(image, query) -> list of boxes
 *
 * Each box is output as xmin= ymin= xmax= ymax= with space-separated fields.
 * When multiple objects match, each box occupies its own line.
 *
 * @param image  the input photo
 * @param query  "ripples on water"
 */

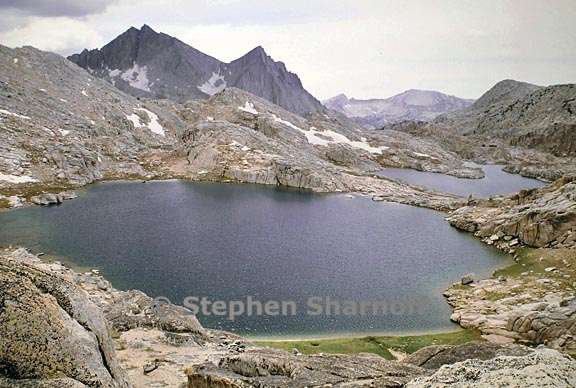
xmin=0 ymin=181 xmax=511 ymax=337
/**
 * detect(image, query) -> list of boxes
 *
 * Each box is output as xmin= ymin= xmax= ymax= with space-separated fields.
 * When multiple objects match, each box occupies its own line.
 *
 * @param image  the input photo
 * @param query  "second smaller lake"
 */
xmin=379 ymin=165 xmax=545 ymax=198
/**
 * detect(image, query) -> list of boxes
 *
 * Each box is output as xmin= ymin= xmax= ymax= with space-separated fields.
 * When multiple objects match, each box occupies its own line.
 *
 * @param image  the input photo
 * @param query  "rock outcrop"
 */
xmin=384 ymin=118 xmax=576 ymax=183
xmin=447 ymin=176 xmax=576 ymax=248
xmin=0 ymin=44 xmax=185 ymax=191
xmin=407 ymin=347 xmax=576 ymax=388
xmin=443 ymin=176 xmax=576 ymax=353
xmin=433 ymin=80 xmax=576 ymax=157
xmin=0 ymin=250 xmax=131 ymax=387
xmin=169 ymin=88 xmax=469 ymax=210
xmin=444 ymin=254 xmax=576 ymax=354
xmin=402 ymin=341 xmax=532 ymax=370
xmin=186 ymin=349 xmax=427 ymax=387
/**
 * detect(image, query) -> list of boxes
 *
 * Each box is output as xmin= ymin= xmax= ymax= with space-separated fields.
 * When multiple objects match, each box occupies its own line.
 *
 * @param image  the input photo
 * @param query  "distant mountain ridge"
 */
xmin=323 ymin=89 xmax=474 ymax=128
xmin=68 ymin=25 xmax=323 ymax=115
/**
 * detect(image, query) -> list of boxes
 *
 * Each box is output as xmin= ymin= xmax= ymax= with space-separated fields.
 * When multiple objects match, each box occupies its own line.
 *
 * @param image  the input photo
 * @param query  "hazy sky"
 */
xmin=0 ymin=0 xmax=575 ymax=100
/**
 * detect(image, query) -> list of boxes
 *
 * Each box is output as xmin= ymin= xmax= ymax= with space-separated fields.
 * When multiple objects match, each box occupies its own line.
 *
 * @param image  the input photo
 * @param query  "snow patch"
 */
xmin=39 ymin=88 xmax=47 ymax=92
xmin=238 ymin=101 xmax=258 ymax=115
xmin=119 ymin=64 xmax=151 ymax=92
xmin=81 ymin=89 xmax=88 ymax=97
xmin=126 ymin=113 xmax=142 ymax=128
xmin=126 ymin=108 xmax=165 ymax=136
xmin=207 ymin=116 xmax=214 ymax=121
xmin=108 ymin=69 xmax=121 ymax=77
xmin=271 ymin=115 xmax=387 ymax=154
xmin=0 ymin=173 xmax=37 ymax=184
xmin=413 ymin=152 xmax=430 ymax=157
xmin=271 ymin=115 xmax=301 ymax=130
xmin=59 ymin=98 xmax=68 ymax=103
xmin=13 ymin=58 xmax=18 ymax=64
xmin=0 ymin=109 xmax=30 ymax=120
xmin=59 ymin=129 xmax=70 ymax=136
xmin=198 ymin=72 xmax=226 ymax=95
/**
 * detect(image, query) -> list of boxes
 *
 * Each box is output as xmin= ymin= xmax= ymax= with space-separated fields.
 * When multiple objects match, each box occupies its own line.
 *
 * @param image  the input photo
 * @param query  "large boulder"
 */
xmin=0 ymin=257 xmax=131 ymax=387
xmin=406 ymin=347 xmax=576 ymax=387
xmin=0 ymin=378 xmax=88 ymax=387
xmin=186 ymin=348 xmax=427 ymax=387
xmin=447 ymin=177 xmax=576 ymax=248
xmin=402 ymin=341 xmax=532 ymax=370
xmin=99 ymin=289 xmax=207 ymax=340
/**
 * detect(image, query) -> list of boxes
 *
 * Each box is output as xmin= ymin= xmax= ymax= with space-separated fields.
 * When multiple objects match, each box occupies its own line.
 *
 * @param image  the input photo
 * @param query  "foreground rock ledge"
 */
xmin=0 ymin=255 xmax=130 ymax=387
xmin=1 ymin=247 xmax=576 ymax=387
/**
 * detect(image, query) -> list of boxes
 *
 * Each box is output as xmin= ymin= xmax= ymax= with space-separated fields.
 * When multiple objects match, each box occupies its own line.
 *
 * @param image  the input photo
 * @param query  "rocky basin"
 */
xmin=1 ymin=247 xmax=575 ymax=387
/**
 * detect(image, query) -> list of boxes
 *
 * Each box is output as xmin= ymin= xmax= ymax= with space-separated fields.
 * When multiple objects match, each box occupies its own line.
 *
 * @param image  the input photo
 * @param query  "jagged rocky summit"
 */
xmin=68 ymin=25 xmax=323 ymax=116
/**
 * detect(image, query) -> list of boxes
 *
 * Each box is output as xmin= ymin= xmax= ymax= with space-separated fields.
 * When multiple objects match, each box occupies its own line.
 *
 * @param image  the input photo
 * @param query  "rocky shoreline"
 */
xmin=444 ymin=247 xmax=576 ymax=353
xmin=2 ymin=246 xmax=575 ymax=387
xmin=444 ymin=177 xmax=576 ymax=355
xmin=1 ymin=162 xmax=575 ymax=387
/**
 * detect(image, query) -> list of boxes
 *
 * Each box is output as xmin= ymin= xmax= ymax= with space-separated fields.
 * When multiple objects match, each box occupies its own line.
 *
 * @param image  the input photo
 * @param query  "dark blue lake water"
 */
xmin=0 ymin=181 xmax=509 ymax=338
xmin=379 ymin=165 xmax=545 ymax=197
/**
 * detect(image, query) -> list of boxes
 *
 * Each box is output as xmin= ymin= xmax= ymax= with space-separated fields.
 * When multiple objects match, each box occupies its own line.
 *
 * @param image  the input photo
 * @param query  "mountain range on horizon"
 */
xmin=323 ymin=89 xmax=475 ymax=128
xmin=67 ymin=23 xmax=570 ymax=140
xmin=2 ymin=22 xmax=573 ymax=160
xmin=68 ymin=24 xmax=324 ymax=115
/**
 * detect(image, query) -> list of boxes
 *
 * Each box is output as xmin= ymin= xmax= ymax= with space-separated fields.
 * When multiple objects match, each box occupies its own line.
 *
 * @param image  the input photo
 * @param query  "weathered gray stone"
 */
xmin=447 ymin=177 xmax=576 ymax=248
xmin=0 ymin=256 xmax=131 ymax=387
xmin=461 ymin=274 xmax=474 ymax=285
xmin=403 ymin=342 xmax=532 ymax=370
xmin=406 ymin=348 xmax=576 ymax=387
xmin=186 ymin=349 xmax=428 ymax=388
xmin=0 ymin=378 xmax=88 ymax=387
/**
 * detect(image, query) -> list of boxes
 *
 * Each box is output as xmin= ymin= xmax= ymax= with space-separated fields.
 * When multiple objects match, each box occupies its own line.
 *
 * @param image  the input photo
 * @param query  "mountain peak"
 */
xmin=472 ymin=79 xmax=541 ymax=110
xmin=250 ymin=45 xmax=266 ymax=54
xmin=241 ymin=45 xmax=269 ymax=61
xmin=323 ymin=94 xmax=349 ymax=110
xmin=140 ymin=24 xmax=155 ymax=33
xmin=68 ymin=27 xmax=323 ymax=115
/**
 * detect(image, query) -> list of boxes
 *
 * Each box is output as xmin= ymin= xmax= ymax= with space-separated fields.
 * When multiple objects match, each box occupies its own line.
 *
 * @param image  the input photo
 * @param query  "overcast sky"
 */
xmin=0 ymin=0 xmax=575 ymax=100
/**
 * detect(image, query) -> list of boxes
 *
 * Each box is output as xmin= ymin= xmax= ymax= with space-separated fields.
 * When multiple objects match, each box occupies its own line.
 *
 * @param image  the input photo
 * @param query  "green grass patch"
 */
xmin=493 ymin=247 xmax=545 ymax=278
xmin=0 ymin=182 xmax=79 ymax=201
xmin=255 ymin=329 xmax=482 ymax=360
xmin=0 ymin=198 xmax=10 ymax=209
xmin=494 ymin=247 xmax=574 ymax=283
